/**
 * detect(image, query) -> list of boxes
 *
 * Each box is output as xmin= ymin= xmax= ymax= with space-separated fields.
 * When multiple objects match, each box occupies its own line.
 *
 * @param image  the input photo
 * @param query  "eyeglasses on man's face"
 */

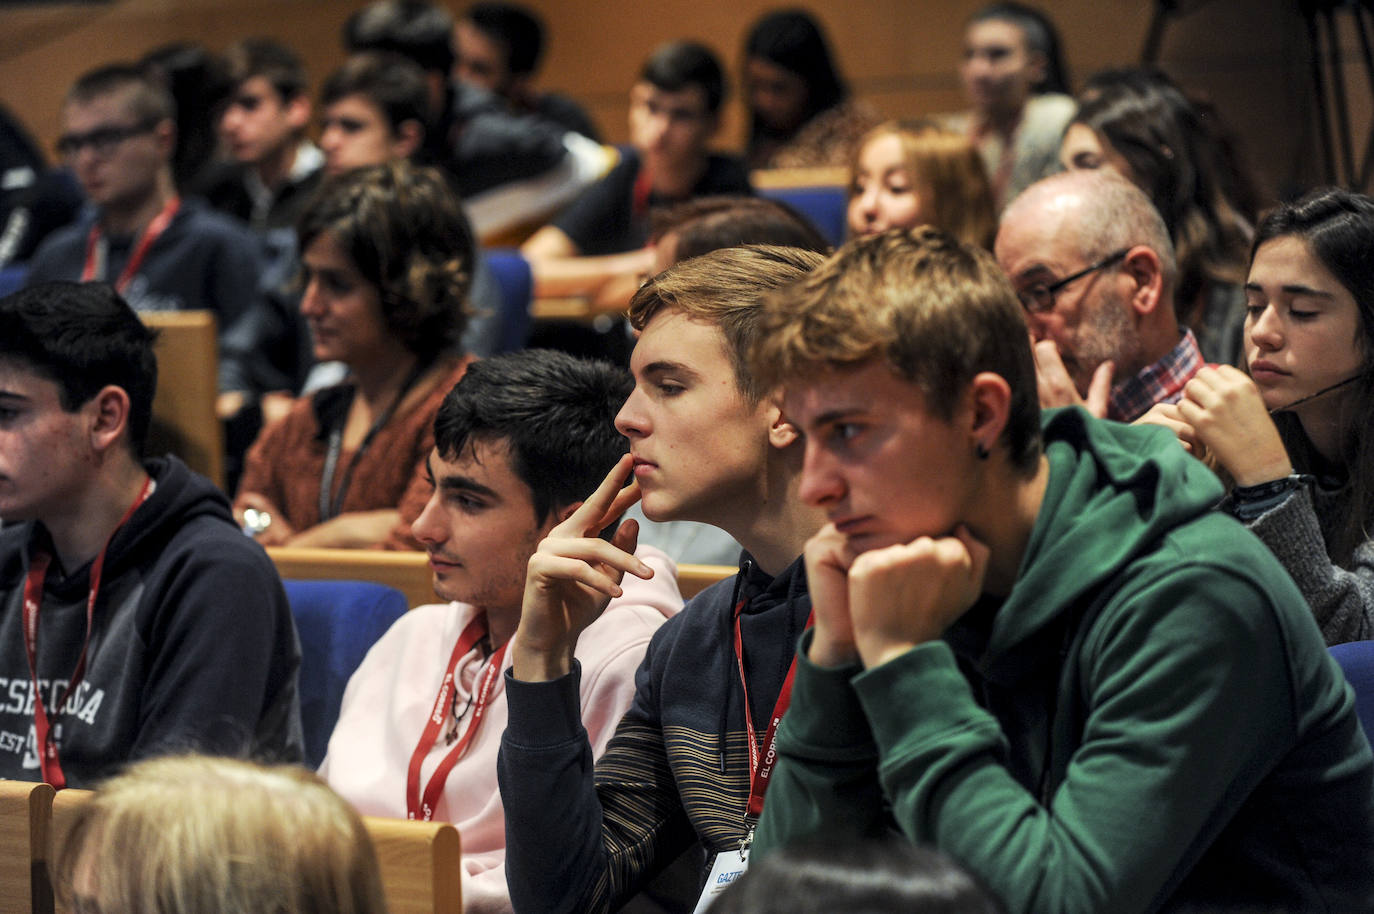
xmin=56 ymin=120 xmax=159 ymax=160
xmin=1016 ymin=248 xmax=1130 ymax=315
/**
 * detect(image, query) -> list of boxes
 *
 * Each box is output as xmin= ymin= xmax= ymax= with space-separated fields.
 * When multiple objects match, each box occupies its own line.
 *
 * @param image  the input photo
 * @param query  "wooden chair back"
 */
xmin=46 ymin=788 xmax=92 ymax=914
xmin=749 ymin=166 xmax=850 ymax=189
xmin=0 ymin=780 xmax=54 ymax=914
xmin=269 ymin=548 xmax=722 ymax=607
xmin=678 ymin=564 xmax=736 ymax=600
xmin=267 ymin=546 xmax=436 ymax=609
xmin=140 ymin=311 xmax=223 ymax=489
xmin=364 ymin=817 xmax=462 ymax=914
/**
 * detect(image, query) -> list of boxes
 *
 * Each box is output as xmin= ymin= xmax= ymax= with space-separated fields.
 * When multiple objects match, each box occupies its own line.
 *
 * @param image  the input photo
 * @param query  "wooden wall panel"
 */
xmin=0 ymin=0 xmax=1363 ymax=203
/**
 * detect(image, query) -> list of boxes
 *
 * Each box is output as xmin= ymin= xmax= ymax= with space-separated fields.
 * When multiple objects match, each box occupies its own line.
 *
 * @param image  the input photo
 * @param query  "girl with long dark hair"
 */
xmin=1146 ymin=188 xmax=1374 ymax=644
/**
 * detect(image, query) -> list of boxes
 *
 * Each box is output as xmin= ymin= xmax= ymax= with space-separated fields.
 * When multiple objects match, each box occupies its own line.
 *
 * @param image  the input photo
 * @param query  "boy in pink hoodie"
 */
xmin=319 ymin=350 xmax=682 ymax=913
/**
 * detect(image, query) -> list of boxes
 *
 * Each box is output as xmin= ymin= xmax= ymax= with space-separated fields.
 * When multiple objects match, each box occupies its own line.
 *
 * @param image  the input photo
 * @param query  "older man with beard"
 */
xmin=995 ymin=169 xmax=1203 ymax=421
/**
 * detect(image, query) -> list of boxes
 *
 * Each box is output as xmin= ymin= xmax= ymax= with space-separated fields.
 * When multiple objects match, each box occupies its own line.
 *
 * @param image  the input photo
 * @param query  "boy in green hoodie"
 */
xmin=746 ymin=227 xmax=1374 ymax=913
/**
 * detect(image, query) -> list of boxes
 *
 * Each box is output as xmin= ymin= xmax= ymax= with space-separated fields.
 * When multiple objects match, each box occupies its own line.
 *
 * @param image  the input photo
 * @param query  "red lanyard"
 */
xmin=22 ymin=476 xmax=153 ymax=789
xmin=733 ymin=600 xmax=814 ymax=824
xmin=81 ymin=197 xmax=181 ymax=293
xmin=405 ymin=615 xmax=508 ymax=821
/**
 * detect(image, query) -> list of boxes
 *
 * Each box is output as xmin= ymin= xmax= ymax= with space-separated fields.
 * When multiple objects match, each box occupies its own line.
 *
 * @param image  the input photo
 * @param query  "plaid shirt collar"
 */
xmin=1108 ymin=329 xmax=1204 ymax=422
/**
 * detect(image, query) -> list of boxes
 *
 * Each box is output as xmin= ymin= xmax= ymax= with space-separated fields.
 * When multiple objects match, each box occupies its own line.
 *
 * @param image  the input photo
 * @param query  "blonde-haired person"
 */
xmin=848 ymin=120 xmax=997 ymax=250
xmin=53 ymin=755 xmax=387 ymax=914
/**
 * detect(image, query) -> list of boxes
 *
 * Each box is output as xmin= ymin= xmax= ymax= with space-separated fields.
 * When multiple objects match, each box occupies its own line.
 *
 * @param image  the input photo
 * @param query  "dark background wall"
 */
xmin=1 ymin=0 xmax=1367 ymax=202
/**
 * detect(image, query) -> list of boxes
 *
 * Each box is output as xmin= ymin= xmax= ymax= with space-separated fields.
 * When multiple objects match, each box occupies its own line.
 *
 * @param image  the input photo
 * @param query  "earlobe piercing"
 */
xmin=975 ymin=442 xmax=990 ymax=460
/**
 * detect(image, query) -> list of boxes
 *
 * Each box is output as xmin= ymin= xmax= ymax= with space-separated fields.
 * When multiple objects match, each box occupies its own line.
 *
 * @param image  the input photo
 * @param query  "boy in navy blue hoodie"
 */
xmin=27 ymin=64 xmax=270 ymax=398
xmin=0 ymin=282 xmax=301 ymax=787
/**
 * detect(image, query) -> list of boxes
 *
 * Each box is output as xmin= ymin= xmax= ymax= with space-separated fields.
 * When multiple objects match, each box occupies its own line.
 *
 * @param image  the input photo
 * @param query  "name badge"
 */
xmin=692 ymin=847 xmax=749 ymax=913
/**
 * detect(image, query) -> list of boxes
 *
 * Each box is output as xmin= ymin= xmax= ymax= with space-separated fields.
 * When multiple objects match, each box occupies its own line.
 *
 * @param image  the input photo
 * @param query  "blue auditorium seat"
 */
xmin=484 ymin=249 xmax=534 ymax=353
xmin=757 ymin=184 xmax=848 ymax=247
xmin=284 ymin=579 xmax=409 ymax=767
xmin=1330 ymin=640 xmax=1374 ymax=744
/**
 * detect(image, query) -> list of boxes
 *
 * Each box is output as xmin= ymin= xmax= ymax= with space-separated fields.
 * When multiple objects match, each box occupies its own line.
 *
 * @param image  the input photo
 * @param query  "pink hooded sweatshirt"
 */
xmin=319 ymin=545 xmax=683 ymax=913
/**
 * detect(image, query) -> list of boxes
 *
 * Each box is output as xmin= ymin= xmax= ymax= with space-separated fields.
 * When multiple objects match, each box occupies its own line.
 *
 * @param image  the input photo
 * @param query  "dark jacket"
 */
xmin=553 ymin=147 xmax=753 ymax=256
xmin=500 ymin=551 xmax=809 ymax=914
xmin=24 ymin=199 xmax=269 ymax=394
xmin=0 ymin=456 xmax=303 ymax=787
xmin=437 ymin=81 xmax=570 ymax=199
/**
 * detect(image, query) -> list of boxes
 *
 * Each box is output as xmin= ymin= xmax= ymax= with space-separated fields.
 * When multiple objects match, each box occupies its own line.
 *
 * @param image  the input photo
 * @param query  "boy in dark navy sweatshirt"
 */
xmin=0 ymin=282 xmax=301 ymax=788
xmin=26 ymin=64 xmax=271 ymax=399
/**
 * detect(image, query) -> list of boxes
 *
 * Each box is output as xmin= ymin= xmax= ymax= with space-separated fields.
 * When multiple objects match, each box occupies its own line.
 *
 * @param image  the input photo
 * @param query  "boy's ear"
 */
xmin=153 ymin=118 xmax=176 ymax=159
xmin=285 ymin=93 xmax=312 ymax=132
xmin=967 ymin=372 xmax=1011 ymax=456
xmin=769 ymin=409 xmax=800 ymax=449
xmin=88 ymin=384 xmax=132 ymax=456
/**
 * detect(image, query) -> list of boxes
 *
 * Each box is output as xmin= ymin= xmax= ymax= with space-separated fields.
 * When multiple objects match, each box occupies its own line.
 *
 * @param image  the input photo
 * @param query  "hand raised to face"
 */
xmin=802 ymin=523 xmax=862 ymax=668
xmin=805 ymin=523 xmax=990 ymax=671
xmin=846 ymin=525 xmax=991 ymax=669
xmin=512 ymin=454 xmax=654 ymax=682
xmin=1177 ymin=366 xmax=1292 ymax=487
xmin=1033 ymin=339 xmax=1112 ymax=418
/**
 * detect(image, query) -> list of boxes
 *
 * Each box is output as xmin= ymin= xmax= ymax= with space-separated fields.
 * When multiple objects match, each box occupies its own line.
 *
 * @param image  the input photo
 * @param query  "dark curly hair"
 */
xmin=297 ymin=161 xmax=473 ymax=361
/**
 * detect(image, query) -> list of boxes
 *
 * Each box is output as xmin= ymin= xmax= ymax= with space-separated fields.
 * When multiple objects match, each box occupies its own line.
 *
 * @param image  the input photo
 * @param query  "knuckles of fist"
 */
xmin=807 ymin=528 xmax=987 ymax=665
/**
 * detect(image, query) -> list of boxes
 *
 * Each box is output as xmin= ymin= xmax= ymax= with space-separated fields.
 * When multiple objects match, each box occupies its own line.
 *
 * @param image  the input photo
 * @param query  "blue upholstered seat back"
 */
xmin=284 ymin=579 xmax=409 ymax=768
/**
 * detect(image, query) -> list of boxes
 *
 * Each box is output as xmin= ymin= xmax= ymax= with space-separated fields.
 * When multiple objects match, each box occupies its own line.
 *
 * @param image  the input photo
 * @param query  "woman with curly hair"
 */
xmin=234 ymin=160 xmax=474 ymax=549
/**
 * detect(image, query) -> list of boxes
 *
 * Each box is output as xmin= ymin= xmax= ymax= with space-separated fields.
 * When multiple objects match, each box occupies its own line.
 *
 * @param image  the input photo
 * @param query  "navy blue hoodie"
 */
xmin=0 ymin=455 xmax=302 ymax=786
xmin=500 ymin=551 xmax=809 ymax=914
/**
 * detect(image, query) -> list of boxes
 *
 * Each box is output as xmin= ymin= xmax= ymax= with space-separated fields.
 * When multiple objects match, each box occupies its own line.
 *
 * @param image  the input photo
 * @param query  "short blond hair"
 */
xmin=749 ymin=227 xmax=1041 ymax=473
xmin=628 ymin=244 xmax=826 ymax=402
xmin=851 ymin=120 xmax=998 ymax=250
xmin=54 ymin=755 xmax=387 ymax=914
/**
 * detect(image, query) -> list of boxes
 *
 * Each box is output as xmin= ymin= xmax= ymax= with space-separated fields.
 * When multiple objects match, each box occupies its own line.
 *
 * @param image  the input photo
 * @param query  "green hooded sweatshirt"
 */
xmin=753 ymin=408 xmax=1374 ymax=913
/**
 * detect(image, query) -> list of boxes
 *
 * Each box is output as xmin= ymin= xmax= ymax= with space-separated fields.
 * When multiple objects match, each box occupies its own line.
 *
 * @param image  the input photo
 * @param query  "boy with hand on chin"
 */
xmin=747 ymin=227 xmax=1374 ymax=914
xmin=499 ymin=246 xmax=826 ymax=914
